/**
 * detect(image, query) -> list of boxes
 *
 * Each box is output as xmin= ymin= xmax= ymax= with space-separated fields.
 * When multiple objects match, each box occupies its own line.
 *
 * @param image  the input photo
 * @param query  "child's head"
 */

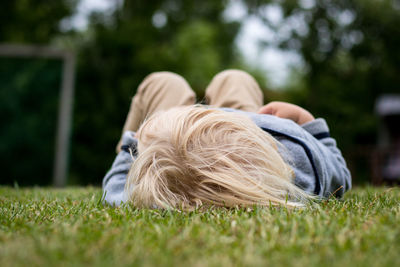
xmin=125 ymin=105 xmax=309 ymax=209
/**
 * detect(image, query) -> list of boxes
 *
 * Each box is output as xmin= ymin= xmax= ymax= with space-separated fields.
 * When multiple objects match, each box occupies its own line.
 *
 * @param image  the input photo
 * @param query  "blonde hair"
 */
xmin=125 ymin=105 xmax=310 ymax=209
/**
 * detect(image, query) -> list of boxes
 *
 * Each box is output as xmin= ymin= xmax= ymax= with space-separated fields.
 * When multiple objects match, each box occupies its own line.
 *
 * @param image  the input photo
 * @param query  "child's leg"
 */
xmin=116 ymin=72 xmax=196 ymax=152
xmin=204 ymin=69 xmax=264 ymax=112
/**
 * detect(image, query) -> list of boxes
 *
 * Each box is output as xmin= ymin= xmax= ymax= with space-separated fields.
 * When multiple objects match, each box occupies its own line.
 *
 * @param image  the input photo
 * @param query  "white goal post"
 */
xmin=0 ymin=44 xmax=75 ymax=187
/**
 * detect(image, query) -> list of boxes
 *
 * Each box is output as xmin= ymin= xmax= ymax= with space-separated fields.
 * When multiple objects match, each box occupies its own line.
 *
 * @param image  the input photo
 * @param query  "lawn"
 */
xmin=0 ymin=186 xmax=399 ymax=267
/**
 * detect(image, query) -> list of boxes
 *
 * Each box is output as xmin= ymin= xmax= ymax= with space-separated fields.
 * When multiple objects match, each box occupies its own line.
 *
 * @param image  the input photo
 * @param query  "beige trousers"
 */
xmin=116 ymin=69 xmax=264 ymax=152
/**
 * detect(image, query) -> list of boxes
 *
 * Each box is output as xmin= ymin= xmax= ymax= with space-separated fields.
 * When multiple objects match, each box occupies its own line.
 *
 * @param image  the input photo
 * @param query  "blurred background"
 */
xmin=1 ymin=0 xmax=399 ymax=187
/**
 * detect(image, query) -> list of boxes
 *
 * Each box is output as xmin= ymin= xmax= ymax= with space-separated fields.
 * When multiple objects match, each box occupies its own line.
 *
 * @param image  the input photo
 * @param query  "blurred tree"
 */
xmin=0 ymin=0 xmax=78 ymax=185
xmin=71 ymin=0 xmax=244 ymax=184
xmin=0 ymin=0 xmax=78 ymax=43
xmin=0 ymin=58 xmax=62 ymax=186
xmin=246 ymin=0 xmax=400 ymax=183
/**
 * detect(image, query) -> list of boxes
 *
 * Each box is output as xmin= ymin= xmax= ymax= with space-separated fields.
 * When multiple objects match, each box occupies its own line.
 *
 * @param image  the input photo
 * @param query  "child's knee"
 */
xmin=145 ymin=71 xmax=186 ymax=85
xmin=213 ymin=69 xmax=254 ymax=83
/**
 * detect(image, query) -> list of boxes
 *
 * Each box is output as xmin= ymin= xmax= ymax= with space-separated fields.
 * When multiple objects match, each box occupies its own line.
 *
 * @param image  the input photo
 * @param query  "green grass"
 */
xmin=0 ymin=187 xmax=399 ymax=267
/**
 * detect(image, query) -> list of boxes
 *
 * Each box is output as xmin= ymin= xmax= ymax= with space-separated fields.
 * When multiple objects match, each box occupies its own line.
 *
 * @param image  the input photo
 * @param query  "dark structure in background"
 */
xmin=373 ymin=95 xmax=400 ymax=184
xmin=0 ymin=44 xmax=75 ymax=187
xmin=0 ymin=0 xmax=77 ymax=186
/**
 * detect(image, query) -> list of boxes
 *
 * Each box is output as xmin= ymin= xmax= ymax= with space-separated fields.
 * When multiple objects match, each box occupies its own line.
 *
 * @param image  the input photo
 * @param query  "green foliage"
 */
xmin=0 ymin=0 xmax=78 ymax=186
xmin=1 ymin=187 xmax=400 ymax=266
xmin=0 ymin=58 xmax=62 ymax=185
xmin=248 ymin=0 xmax=400 ymax=182
xmin=0 ymin=0 xmax=78 ymax=43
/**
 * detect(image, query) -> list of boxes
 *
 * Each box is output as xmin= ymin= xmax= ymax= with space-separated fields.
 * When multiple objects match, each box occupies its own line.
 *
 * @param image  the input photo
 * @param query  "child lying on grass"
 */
xmin=103 ymin=70 xmax=351 ymax=209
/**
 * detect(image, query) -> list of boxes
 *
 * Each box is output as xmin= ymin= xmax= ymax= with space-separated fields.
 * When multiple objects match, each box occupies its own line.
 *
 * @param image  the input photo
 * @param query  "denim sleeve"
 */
xmin=301 ymin=119 xmax=352 ymax=197
xmin=102 ymin=131 xmax=137 ymax=206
